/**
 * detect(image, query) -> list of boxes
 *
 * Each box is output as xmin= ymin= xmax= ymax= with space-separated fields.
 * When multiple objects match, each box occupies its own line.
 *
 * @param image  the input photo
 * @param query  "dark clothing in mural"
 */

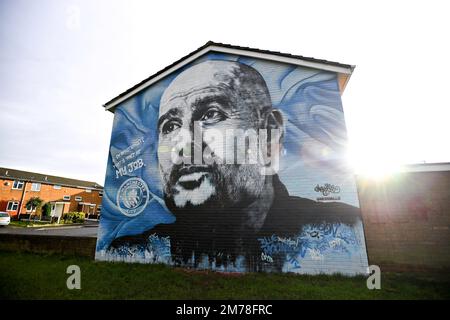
xmin=110 ymin=174 xmax=360 ymax=271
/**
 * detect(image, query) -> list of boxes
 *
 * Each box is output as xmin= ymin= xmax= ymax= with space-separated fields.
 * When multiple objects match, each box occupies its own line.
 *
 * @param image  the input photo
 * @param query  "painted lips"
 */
xmin=177 ymin=172 xmax=208 ymax=190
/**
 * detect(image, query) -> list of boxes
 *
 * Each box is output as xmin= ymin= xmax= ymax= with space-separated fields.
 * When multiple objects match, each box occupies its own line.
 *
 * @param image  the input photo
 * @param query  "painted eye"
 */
xmin=162 ymin=121 xmax=180 ymax=134
xmin=201 ymin=108 xmax=226 ymax=123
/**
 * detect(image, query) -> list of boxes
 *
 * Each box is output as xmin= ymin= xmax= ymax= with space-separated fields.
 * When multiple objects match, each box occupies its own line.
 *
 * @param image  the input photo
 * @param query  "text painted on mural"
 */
xmin=115 ymin=138 xmax=145 ymax=178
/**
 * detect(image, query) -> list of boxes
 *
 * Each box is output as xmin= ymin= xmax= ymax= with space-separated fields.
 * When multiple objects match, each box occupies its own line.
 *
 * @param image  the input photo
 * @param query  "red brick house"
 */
xmin=0 ymin=167 xmax=103 ymax=221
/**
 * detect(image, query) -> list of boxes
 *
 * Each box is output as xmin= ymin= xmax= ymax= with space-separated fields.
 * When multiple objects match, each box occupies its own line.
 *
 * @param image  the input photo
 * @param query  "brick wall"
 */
xmin=0 ymin=234 xmax=96 ymax=258
xmin=0 ymin=179 xmax=24 ymax=217
xmin=357 ymin=170 xmax=450 ymax=272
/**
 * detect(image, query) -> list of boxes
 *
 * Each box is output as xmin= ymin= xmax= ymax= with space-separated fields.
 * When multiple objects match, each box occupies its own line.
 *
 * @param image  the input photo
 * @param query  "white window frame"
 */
xmin=63 ymin=195 xmax=71 ymax=201
xmin=75 ymin=196 xmax=82 ymax=201
xmin=31 ymin=182 xmax=41 ymax=191
xmin=97 ymin=205 xmax=102 ymax=212
xmin=85 ymin=189 xmax=92 ymax=193
xmin=7 ymin=201 xmax=19 ymax=211
xmin=99 ymin=191 xmax=103 ymax=197
xmin=26 ymin=203 xmax=36 ymax=213
xmin=12 ymin=180 xmax=24 ymax=190
xmin=53 ymin=185 xmax=61 ymax=190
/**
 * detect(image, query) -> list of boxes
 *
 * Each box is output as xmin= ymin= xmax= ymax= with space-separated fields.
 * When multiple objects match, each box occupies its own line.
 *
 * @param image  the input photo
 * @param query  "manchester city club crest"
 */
xmin=116 ymin=177 xmax=149 ymax=217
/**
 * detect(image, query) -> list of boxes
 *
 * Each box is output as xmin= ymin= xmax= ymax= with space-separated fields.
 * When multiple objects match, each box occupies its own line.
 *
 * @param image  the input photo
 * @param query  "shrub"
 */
xmin=41 ymin=203 xmax=51 ymax=217
xmin=62 ymin=212 xmax=85 ymax=224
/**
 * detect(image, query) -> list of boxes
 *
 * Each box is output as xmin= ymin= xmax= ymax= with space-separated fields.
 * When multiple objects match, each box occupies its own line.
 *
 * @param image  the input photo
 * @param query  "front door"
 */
xmin=51 ymin=203 xmax=65 ymax=223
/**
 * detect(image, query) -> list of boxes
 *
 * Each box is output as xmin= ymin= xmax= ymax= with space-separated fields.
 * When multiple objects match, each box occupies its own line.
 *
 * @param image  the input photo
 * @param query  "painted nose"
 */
xmin=170 ymin=128 xmax=197 ymax=165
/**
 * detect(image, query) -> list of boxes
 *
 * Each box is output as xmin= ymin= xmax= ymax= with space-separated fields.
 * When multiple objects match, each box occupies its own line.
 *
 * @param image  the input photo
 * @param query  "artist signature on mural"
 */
xmin=314 ymin=183 xmax=340 ymax=196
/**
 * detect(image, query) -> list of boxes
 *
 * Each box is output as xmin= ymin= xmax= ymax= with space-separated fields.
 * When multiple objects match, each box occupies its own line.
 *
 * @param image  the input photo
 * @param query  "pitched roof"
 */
xmin=103 ymin=41 xmax=355 ymax=112
xmin=0 ymin=167 xmax=103 ymax=190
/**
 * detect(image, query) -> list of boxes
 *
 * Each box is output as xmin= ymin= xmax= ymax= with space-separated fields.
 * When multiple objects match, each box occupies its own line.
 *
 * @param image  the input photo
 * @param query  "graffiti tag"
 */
xmin=314 ymin=183 xmax=340 ymax=196
xmin=147 ymin=233 xmax=171 ymax=258
xmin=257 ymin=223 xmax=359 ymax=270
xmin=261 ymin=252 xmax=274 ymax=263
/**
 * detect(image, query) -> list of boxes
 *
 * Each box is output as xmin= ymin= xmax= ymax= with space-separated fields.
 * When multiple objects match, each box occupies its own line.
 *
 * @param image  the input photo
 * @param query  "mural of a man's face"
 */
xmin=157 ymin=60 xmax=283 ymax=219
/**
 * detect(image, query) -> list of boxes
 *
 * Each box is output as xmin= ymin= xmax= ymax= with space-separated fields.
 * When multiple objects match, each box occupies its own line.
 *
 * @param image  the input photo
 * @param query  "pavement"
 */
xmin=0 ymin=220 xmax=99 ymax=238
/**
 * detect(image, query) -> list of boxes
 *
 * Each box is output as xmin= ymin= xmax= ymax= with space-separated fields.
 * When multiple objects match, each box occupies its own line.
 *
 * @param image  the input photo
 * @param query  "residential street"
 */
xmin=0 ymin=221 xmax=98 ymax=238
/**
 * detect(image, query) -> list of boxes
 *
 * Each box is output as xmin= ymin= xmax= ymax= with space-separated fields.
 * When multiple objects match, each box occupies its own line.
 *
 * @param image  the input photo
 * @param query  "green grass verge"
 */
xmin=0 ymin=251 xmax=448 ymax=300
xmin=9 ymin=220 xmax=75 ymax=228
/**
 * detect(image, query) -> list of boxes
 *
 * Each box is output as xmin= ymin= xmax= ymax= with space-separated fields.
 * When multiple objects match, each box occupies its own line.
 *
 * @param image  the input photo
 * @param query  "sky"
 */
xmin=1 ymin=0 xmax=449 ymax=185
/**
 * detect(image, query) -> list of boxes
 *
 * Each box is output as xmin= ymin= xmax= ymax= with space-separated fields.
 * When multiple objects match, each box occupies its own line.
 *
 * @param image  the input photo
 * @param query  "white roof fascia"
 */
xmin=402 ymin=163 xmax=450 ymax=173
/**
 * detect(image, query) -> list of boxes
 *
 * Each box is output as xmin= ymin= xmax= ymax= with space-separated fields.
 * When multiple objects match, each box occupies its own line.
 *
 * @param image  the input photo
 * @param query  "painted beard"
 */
xmin=163 ymin=163 xmax=232 ymax=216
xmin=159 ymin=163 xmax=269 ymax=266
xmin=161 ymin=162 xmax=266 ymax=227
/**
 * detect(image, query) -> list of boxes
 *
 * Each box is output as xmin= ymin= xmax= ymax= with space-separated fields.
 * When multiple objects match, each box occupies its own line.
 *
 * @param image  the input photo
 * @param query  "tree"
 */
xmin=25 ymin=197 xmax=43 ymax=220
xmin=41 ymin=202 xmax=52 ymax=221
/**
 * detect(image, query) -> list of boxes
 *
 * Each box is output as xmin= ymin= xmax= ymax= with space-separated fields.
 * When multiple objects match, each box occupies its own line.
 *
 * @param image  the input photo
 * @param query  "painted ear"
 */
xmin=262 ymin=109 xmax=284 ymax=164
xmin=266 ymin=109 xmax=284 ymax=141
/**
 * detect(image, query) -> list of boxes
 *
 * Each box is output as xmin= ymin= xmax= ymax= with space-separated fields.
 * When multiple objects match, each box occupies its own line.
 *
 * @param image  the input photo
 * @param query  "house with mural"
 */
xmin=96 ymin=41 xmax=369 ymax=275
xmin=0 ymin=167 xmax=103 ymax=221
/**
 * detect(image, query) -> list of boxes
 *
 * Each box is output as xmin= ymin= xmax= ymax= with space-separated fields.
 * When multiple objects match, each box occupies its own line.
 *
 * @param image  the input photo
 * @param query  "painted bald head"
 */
xmin=160 ymin=60 xmax=273 ymax=126
xmin=157 ymin=60 xmax=283 ymax=220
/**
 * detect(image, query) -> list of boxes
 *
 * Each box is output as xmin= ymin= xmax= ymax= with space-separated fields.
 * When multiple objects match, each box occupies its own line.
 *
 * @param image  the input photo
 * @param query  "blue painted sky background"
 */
xmin=1 ymin=0 xmax=450 ymax=186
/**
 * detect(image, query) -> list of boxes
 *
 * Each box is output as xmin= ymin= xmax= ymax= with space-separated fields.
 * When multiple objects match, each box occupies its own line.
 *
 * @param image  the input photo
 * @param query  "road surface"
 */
xmin=0 ymin=221 xmax=98 ymax=238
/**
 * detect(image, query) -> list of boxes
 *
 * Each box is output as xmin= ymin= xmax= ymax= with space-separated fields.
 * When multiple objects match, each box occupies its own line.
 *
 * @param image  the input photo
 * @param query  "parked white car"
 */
xmin=0 ymin=211 xmax=10 ymax=226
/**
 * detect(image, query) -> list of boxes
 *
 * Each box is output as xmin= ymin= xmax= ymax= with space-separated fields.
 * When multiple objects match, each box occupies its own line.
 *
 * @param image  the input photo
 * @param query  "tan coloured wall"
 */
xmin=357 ymin=170 xmax=450 ymax=272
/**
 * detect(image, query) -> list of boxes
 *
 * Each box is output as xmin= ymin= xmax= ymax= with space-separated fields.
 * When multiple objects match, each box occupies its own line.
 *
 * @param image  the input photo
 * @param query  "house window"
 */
xmin=12 ymin=180 xmax=24 ymax=190
xmin=31 ymin=183 xmax=41 ymax=191
xmin=26 ymin=204 xmax=35 ymax=213
xmin=63 ymin=195 xmax=71 ymax=201
xmin=75 ymin=196 xmax=82 ymax=201
xmin=99 ymin=191 xmax=103 ymax=197
xmin=85 ymin=189 xmax=92 ymax=193
xmin=7 ymin=201 xmax=19 ymax=211
xmin=53 ymin=185 xmax=61 ymax=190
xmin=97 ymin=205 xmax=102 ymax=212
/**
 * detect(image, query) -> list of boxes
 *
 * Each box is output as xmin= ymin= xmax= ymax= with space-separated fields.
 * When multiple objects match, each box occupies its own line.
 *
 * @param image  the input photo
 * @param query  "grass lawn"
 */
xmin=0 ymin=251 xmax=448 ymax=300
